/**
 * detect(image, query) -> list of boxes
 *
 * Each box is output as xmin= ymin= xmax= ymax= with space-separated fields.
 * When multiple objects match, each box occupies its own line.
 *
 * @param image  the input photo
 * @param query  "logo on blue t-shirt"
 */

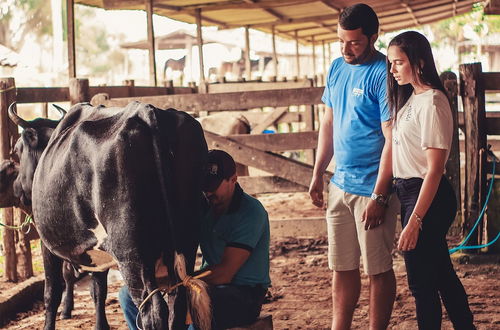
xmin=352 ymin=88 xmax=364 ymax=97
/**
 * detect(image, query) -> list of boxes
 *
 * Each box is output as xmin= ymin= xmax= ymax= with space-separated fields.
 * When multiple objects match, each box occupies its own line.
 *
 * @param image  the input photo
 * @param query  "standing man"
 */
xmin=119 ymin=149 xmax=270 ymax=330
xmin=309 ymin=4 xmax=398 ymax=330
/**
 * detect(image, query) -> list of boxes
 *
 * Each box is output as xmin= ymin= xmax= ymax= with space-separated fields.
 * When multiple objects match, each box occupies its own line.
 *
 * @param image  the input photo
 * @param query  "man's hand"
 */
xmin=309 ymin=176 xmax=324 ymax=208
xmin=362 ymin=199 xmax=386 ymax=230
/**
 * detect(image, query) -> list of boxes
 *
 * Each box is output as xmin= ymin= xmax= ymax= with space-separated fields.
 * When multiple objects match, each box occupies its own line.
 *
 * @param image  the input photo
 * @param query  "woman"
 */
xmin=387 ymin=31 xmax=475 ymax=330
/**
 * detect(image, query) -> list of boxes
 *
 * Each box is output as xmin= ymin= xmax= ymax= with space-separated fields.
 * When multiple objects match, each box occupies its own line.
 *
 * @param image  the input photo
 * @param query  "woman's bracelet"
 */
xmin=411 ymin=212 xmax=423 ymax=230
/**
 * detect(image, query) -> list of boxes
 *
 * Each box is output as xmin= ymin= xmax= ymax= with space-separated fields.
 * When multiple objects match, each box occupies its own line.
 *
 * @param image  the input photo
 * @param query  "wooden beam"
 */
xmin=238 ymin=176 xmax=308 ymax=194
xmin=145 ymin=0 xmax=157 ymax=86
xmin=222 ymin=131 xmax=318 ymax=151
xmin=295 ymin=30 xmax=300 ymax=77
xmin=483 ymin=72 xmax=500 ymax=91
xmin=311 ymin=36 xmax=316 ymax=77
xmin=102 ymin=87 xmax=324 ymax=112
xmin=272 ymin=25 xmax=278 ymax=78
xmin=460 ymin=62 xmax=487 ymax=247
xmin=243 ymin=0 xmax=284 ymax=20
xmin=400 ymin=0 xmax=421 ymax=26
xmin=245 ymin=26 xmax=251 ymax=81
xmin=441 ymin=71 xmax=461 ymax=223
xmin=252 ymin=107 xmax=289 ymax=134
xmin=319 ymin=0 xmax=341 ymax=13
xmin=195 ymin=8 xmax=206 ymax=91
xmin=204 ymin=131 xmax=330 ymax=188
xmin=69 ymin=78 xmax=90 ymax=105
xmin=66 ymin=0 xmax=76 ymax=79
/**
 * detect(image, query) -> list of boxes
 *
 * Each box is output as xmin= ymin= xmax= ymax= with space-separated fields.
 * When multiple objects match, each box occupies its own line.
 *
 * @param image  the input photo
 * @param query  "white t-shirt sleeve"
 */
xmin=419 ymin=91 xmax=453 ymax=151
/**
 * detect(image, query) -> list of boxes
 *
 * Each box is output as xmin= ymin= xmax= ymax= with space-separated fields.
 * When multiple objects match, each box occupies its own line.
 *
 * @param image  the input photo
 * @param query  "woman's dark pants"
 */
xmin=393 ymin=176 xmax=475 ymax=330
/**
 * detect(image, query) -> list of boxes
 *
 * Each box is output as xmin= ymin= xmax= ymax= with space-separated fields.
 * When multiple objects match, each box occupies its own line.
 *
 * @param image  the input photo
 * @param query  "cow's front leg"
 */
xmin=41 ymin=244 xmax=64 ymax=330
xmin=90 ymin=270 xmax=110 ymax=330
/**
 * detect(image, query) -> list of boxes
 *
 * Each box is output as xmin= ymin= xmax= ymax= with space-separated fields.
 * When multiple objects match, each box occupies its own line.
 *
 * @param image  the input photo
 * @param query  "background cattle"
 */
xmin=9 ymin=102 xmax=211 ymax=330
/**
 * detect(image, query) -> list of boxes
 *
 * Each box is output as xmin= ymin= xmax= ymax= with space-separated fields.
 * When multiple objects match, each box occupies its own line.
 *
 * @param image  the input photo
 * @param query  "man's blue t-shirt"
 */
xmin=200 ymin=184 xmax=271 ymax=288
xmin=322 ymin=51 xmax=390 ymax=197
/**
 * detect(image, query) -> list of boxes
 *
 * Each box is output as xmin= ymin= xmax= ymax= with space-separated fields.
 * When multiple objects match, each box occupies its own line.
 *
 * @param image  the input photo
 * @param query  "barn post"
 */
xmin=460 ymin=63 xmax=486 ymax=248
xmin=0 ymin=77 xmax=18 ymax=282
xmin=123 ymin=79 xmax=135 ymax=97
xmin=440 ymin=71 xmax=462 ymax=234
xmin=311 ymin=36 xmax=317 ymax=85
xmin=322 ymin=40 xmax=326 ymax=85
xmin=271 ymin=25 xmax=278 ymax=80
xmin=195 ymin=8 xmax=207 ymax=93
xmin=145 ymin=0 xmax=157 ymax=86
xmin=244 ymin=26 xmax=251 ymax=81
xmin=294 ymin=30 xmax=300 ymax=79
xmin=66 ymin=0 xmax=76 ymax=79
xmin=69 ymin=78 xmax=90 ymax=105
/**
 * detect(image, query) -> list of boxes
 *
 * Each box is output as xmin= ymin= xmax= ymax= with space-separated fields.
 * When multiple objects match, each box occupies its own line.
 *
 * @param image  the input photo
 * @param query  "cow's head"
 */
xmin=0 ymin=159 xmax=20 ymax=208
xmin=8 ymin=102 xmax=66 ymax=207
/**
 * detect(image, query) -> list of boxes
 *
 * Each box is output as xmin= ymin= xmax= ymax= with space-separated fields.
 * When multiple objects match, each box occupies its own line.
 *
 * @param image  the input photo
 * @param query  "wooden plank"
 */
xmin=441 ymin=71 xmax=461 ymax=226
xmin=66 ymin=0 xmax=76 ymax=78
xmin=460 ymin=62 xmax=487 ymax=247
xmin=17 ymin=87 xmax=69 ymax=103
xmin=483 ymin=72 xmax=500 ymax=92
xmin=195 ymin=8 xmax=206 ymax=91
xmin=238 ymin=176 xmax=307 ymax=194
xmin=252 ymin=107 xmax=289 ymax=134
xmin=69 ymin=78 xmax=90 ymax=104
xmin=204 ymin=131 xmax=330 ymax=188
xmin=102 ymin=87 xmax=324 ymax=112
xmin=0 ymin=78 xmax=19 ymax=281
xmin=226 ymin=131 xmax=318 ymax=151
xmin=207 ymin=80 xmax=313 ymax=93
xmin=458 ymin=111 xmax=500 ymax=134
xmin=243 ymin=111 xmax=301 ymax=126
xmin=145 ymin=0 xmax=157 ymax=86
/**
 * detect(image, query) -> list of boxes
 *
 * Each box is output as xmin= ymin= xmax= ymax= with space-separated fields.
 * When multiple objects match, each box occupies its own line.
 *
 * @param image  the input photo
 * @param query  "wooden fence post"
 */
xmin=69 ymin=78 xmax=90 ymax=105
xmin=440 ymin=71 xmax=461 ymax=234
xmin=123 ymin=79 xmax=135 ymax=97
xmin=0 ymin=77 xmax=18 ymax=281
xmin=459 ymin=63 xmax=487 ymax=248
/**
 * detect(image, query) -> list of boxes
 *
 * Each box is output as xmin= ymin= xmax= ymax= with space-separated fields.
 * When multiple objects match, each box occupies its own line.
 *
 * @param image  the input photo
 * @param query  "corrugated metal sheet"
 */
xmin=74 ymin=0 xmax=477 ymax=44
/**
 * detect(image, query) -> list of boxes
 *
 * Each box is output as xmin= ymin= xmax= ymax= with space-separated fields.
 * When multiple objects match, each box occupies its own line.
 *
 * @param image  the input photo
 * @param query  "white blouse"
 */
xmin=392 ymin=89 xmax=453 ymax=179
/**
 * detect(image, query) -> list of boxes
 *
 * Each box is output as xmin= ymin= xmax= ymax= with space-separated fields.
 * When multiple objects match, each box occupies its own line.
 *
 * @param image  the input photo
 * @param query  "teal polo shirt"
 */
xmin=200 ymin=184 xmax=271 ymax=288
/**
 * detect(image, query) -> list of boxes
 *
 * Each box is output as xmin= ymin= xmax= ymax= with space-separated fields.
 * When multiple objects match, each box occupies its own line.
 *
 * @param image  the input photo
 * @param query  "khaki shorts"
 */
xmin=326 ymin=182 xmax=398 ymax=275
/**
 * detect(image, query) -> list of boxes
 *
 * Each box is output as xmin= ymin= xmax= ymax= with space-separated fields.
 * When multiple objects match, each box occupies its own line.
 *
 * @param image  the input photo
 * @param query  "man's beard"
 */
xmin=343 ymin=44 xmax=373 ymax=65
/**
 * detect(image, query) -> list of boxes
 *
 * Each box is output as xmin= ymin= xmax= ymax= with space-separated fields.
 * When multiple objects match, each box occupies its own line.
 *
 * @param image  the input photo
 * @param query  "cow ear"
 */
xmin=22 ymin=128 xmax=39 ymax=148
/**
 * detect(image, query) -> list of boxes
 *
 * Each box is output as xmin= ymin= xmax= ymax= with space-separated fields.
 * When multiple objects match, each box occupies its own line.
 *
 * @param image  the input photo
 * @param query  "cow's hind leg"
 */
xmin=90 ymin=270 xmax=110 ymax=330
xmin=61 ymin=261 xmax=77 ymax=319
xmin=41 ymin=244 xmax=64 ymax=330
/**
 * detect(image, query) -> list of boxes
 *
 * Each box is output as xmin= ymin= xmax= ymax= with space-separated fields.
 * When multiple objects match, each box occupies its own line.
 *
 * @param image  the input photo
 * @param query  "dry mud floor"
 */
xmin=1 ymin=192 xmax=499 ymax=329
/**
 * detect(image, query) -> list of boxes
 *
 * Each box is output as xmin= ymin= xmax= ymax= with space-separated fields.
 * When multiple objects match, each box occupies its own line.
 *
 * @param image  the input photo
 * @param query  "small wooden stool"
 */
xmin=227 ymin=315 xmax=273 ymax=330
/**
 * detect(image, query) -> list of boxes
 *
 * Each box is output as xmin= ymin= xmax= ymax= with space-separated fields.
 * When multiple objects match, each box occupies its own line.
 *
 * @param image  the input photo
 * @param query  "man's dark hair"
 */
xmin=339 ymin=3 xmax=379 ymax=38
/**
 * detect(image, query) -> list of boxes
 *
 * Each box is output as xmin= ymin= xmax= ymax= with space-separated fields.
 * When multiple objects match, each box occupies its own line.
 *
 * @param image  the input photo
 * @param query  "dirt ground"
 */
xmin=1 ymin=192 xmax=499 ymax=329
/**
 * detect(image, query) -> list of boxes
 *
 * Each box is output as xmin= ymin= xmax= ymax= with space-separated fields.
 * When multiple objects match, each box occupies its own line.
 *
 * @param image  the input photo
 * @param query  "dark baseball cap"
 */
xmin=202 ymin=149 xmax=236 ymax=192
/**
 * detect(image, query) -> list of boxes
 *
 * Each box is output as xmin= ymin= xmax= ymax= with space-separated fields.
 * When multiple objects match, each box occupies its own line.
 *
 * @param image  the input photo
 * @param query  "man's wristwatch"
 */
xmin=371 ymin=193 xmax=388 ymax=207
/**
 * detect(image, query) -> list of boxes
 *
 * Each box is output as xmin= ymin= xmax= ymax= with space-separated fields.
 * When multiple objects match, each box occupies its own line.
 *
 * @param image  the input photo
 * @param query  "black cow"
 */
xmin=9 ymin=102 xmax=211 ymax=330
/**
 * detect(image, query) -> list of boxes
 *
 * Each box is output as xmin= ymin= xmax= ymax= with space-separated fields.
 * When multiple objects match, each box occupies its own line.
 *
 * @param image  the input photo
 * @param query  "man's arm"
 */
xmin=362 ymin=120 xmax=393 ymax=230
xmin=201 ymin=246 xmax=251 ymax=285
xmin=309 ymin=106 xmax=334 ymax=208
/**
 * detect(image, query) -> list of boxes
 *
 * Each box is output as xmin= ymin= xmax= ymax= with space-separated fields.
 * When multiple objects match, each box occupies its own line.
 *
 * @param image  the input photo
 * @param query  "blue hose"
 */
xmin=449 ymin=152 xmax=500 ymax=254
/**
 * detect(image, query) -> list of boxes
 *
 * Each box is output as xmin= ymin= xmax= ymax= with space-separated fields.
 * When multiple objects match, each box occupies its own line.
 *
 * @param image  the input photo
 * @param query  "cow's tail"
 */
xmin=174 ymin=253 xmax=212 ymax=330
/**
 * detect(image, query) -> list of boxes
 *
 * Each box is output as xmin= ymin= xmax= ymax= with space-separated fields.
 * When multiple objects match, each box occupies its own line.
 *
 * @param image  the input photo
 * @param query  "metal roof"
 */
xmin=75 ymin=0 xmax=478 ymax=44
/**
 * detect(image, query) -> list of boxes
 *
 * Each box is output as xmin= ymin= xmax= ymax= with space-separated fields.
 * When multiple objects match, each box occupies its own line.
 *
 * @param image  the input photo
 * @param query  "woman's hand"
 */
xmin=398 ymin=217 xmax=421 ymax=251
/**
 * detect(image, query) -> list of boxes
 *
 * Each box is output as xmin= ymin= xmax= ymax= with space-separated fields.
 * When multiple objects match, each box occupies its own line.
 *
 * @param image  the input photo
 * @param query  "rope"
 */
xmin=0 ymin=213 xmax=33 ymax=234
xmin=0 ymin=86 xmax=15 ymax=93
xmin=449 ymin=149 xmax=500 ymax=254
xmin=135 ymin=270 xmax=212 ymax=330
